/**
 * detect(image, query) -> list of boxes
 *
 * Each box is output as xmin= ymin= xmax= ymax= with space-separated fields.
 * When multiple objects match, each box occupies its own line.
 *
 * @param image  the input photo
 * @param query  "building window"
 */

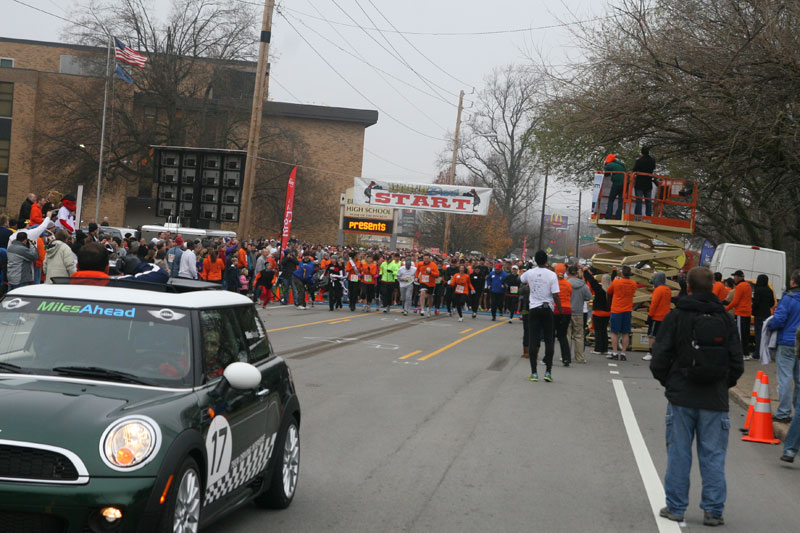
xmin=0 ymin=82 xmax=12 ymax=117
xmin=0 ymin=175 xmax=6 ymax=209
xmin=0 ymin=139 xmax=8 ymax=174
xmin=0 ymin=58 xmax=13 ymax=68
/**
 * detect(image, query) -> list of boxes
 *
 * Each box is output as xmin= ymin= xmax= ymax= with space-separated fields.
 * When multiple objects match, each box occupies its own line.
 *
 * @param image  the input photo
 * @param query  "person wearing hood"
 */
xmin=650 ymin=267 xmax=743 ymax=527
xmin=43 ymin=229 xmax=76 ymax=283
xmin=751 ymin=274 xmax=775 ymax=369
xmin=116 ymin=254 xmax=170 ymax=284
xmin=768 ymin=269 xmax=800 ymax=424
xmin=567 ymin=265 xmax=593 ymax=363
xmin=643 ymin=272 xmax=673 ymax=361
xmin=6 ymin=231 xmax=39 ymax=290
xmin=603 ymin=154 xmax=627 ymax=220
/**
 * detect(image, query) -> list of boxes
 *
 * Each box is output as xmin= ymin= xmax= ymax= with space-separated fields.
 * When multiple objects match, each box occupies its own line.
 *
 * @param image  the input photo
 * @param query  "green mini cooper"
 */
xmin=0 ymin=281 xmax=300 ymax=532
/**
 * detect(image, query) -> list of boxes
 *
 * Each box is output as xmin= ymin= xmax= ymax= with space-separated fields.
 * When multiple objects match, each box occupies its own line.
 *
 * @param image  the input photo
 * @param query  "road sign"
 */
xmin=546 ymin=247 xmax=552 ymax=254
xmin=580 ymin=235 xmax=594 ymax=241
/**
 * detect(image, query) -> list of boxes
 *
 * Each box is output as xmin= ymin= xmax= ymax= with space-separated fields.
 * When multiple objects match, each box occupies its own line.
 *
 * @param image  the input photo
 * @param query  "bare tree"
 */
xmin=455 ymin=65 xmax=544 ymax=239
xmin=537 ymin=0 xmax=800 ymax=265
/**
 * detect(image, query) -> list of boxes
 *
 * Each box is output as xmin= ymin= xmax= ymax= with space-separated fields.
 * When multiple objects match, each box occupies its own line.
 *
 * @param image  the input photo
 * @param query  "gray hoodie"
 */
xmin=652 ymin=272 xmax=666 ymax=287
xmin=6 ymin=239 xmax=38 ymax=286
xmin=568 ymin=276 xmax=593 ymax=316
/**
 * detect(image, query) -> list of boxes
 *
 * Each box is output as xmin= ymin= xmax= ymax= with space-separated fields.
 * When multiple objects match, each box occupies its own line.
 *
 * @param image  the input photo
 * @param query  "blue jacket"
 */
xmin=486 ymin=269 xmax=508 ymax=293
xmin=293 ymin=260 xmax=315 ymax=282
xmin=768 ymin=289 xmax=800 ymax=346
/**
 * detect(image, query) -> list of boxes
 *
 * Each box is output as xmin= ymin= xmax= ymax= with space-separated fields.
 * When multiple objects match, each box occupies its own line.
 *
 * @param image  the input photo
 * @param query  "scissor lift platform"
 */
xmin=589 ymin=172 xmax=697 ymax=350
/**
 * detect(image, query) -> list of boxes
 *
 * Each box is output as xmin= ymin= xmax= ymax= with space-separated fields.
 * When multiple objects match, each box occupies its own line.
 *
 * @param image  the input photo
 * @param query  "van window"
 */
xmin=232 ymin=305 xmax=271 ymax=363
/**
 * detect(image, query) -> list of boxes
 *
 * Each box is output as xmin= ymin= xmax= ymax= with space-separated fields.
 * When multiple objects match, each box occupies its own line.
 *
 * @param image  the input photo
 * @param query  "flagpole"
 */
xmin=94 ymin=34 xmax=112 ymax=224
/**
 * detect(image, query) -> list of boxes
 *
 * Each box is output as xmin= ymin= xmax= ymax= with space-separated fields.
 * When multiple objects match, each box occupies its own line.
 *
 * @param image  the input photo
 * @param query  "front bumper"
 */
xmin=0 ymin=476 xmax=160 ymax=533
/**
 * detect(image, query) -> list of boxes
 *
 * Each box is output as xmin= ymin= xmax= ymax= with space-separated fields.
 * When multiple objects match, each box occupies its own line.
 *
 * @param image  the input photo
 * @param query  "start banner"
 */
xmin=353 ymin=178 xmax=492 ymax=216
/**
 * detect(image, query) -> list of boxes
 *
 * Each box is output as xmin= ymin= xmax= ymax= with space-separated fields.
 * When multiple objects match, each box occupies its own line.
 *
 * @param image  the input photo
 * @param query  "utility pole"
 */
xmin=575 ymin=189 xmax=582 ymax=259
xmin=442 ymin=90 xmax=465 ymax=254
xmin=238 ymin=0 xmax=275 ymax=238
xmin=537 ymin=168 xmax=549 ymax=251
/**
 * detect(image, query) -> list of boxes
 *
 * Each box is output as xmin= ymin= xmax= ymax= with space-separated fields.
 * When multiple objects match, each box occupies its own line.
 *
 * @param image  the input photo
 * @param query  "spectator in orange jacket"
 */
xmin=607 ymin=265 xmax=638 ymax=361
xmin=201 ymin=248 xmax=225 ymax=282
xmin=33 ymin=234 xmax=46 ymax=284
xmin=726 ymin=270 xmax=754 ymax=359
xmin=712 ymin=272 xmax=729 ymax=302
xmin=643 ymin=272 xmax=672 ymax=361
xmin=29 ymin=197 xmax=46 ymax=226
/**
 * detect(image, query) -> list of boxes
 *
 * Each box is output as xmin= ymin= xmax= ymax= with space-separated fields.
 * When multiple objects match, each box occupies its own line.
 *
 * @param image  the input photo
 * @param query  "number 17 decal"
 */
xmin=205 ymin=416 xmax=232 ymax=487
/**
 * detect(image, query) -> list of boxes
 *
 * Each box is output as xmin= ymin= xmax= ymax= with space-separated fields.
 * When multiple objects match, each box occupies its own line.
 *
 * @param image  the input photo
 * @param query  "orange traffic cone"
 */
xmin=742 ymin=374 xmax=780 ymax=445
xmin=316 ymin=292 xmax=324 ymax=302
xmin=288 ymin=290 xmax=294 ymax=305
xmin=741 ymin=370 xmax=764 ymax=433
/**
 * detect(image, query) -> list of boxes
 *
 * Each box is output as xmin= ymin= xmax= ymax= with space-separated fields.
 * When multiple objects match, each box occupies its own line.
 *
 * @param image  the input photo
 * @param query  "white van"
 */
xmin=709 ymin=243 xmax=786 ymax=297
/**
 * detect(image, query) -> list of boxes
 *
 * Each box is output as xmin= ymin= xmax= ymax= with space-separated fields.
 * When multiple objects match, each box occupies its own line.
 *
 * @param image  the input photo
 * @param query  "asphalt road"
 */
xmin=207 ymin=303 xmax=798 ymax=532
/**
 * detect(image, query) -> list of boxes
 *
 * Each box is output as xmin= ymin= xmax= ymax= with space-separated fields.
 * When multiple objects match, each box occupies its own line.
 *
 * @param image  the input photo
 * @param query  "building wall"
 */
xmin=0 ymin=39 xmax=374 ymax=241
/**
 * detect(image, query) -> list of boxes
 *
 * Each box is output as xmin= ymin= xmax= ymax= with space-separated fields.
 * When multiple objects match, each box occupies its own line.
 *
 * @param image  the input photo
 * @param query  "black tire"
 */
xmin=255 ymin=416 xmax=299 ymax=509
xmin=159 ymin=456 xmax=202 ymax=533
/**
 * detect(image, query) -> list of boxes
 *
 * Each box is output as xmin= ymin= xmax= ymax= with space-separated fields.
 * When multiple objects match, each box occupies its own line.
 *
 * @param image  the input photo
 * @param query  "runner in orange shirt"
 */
xmin=345 ymin=251 xmax=362 ymax=312
xmin=416 ymin=253 xmax=440 ymax=317
xmin=360 ymin=254 xmax=379 ymax=311
xmin=448 ymin=264 xmax=474 ymax=321
xmin=606 ymin=265 xmax=639 ymax=360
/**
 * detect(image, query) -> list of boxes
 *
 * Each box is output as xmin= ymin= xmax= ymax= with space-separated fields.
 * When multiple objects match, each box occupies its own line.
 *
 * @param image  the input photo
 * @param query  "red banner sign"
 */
xmin=280 ymin=167 xmax=297 ymax=253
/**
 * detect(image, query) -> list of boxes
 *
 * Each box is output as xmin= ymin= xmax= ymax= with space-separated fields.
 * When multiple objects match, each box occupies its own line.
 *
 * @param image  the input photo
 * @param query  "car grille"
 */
xmin=0 ymin=444 xmax=79 ymax=481
xmin=0 ymin=511 xmax=65 ymax=532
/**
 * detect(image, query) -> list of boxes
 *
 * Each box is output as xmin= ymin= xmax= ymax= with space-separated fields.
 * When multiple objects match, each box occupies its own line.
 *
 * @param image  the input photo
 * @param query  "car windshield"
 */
xmin=0 ymin=296 xmax=193 ymax=387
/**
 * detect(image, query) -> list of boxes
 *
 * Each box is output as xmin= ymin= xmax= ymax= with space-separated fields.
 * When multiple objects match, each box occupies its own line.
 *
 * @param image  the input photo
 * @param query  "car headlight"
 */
xmin=99 ymin=415 xmax=162 ymax=471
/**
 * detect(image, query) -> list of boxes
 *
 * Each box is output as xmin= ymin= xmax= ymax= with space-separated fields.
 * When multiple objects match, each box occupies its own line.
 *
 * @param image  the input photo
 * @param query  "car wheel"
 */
xmin=255 ymin=416 xmax=299 ymax=509
xmin=160 ymin=456 xmax=202 ymax=533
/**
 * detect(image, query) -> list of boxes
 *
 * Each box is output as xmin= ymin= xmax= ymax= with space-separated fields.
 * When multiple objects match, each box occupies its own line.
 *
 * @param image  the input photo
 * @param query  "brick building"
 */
xmin=0 ymin=37 xmax=378 ymax=242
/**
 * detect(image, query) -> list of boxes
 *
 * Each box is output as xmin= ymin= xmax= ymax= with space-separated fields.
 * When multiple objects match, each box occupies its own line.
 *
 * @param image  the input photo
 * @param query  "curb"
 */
xmin=729 ymin=388 xmax=788 ymax=441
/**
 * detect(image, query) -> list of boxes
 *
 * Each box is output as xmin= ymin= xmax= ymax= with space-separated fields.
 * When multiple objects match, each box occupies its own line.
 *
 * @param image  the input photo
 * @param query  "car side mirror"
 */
xmin=222 ymin=362 xmax=261 ymax=390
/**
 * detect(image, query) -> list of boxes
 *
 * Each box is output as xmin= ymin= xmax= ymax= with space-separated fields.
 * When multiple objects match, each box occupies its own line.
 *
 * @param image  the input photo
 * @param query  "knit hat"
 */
xmin=605 ymin=154 xmax=617 ymax=164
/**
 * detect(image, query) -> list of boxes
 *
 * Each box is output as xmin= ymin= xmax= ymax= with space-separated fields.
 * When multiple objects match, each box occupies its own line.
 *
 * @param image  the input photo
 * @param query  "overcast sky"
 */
xmin=2 ymin=0 xmax=603 ymax=211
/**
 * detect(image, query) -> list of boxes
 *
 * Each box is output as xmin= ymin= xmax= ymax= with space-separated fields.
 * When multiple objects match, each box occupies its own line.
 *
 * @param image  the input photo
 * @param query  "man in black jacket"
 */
xmin=633 ymin=147 xmax=656 ymax=216
xmin=279 ymin=251 xmax=299 ymax=305
xmin=650 ymin=267 xmax=743 ymax=527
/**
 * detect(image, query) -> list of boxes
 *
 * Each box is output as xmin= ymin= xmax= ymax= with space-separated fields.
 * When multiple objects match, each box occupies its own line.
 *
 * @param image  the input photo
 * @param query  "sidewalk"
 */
xmin=729 ymin=359 xmax=790 ymax=440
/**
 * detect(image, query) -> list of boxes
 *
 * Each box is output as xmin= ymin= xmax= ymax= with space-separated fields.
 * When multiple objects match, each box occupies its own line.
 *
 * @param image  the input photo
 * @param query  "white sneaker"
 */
xmin=420 ymin=310 xmax=425 ymax=317
xmin=297 ymin=305 xmax=307 ymax=310
xmin=743 ymin=355 xmax=753 ymax=361
xmin=458 ymin=317 xmax=463 ymax=322
xmin=642 ymin=353 xmax=652 ymax=361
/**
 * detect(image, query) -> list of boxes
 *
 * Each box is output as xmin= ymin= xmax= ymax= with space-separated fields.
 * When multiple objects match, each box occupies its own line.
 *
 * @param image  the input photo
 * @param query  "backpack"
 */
xmin=677 ymin=310 xmax=731 ymax=384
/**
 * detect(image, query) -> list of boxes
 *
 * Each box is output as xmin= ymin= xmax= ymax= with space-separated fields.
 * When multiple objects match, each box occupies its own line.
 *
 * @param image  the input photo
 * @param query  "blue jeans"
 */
xmin=775 ymin=345 xmax=800 ymax=419
xmin=33 ymin=266 xmax=42 ymax=285
xmin=664 ymin=403 xmax=730 ymax=517
xmin=634 ymin=187 xmax=652 ymax=216
xmin=783 ymin=390 xmax=800 ymax=457
xmin=605 ymin=184 xmax=624 ymax=220
xmin=279 ymin=277 xmax=292 ymax=304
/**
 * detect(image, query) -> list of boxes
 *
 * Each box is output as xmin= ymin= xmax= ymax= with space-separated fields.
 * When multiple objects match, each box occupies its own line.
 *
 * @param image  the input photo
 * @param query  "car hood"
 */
xmin=0 ymin=376 xmax=198 ymax=476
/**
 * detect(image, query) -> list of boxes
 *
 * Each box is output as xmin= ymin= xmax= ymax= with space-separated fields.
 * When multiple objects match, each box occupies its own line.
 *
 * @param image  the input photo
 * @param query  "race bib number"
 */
xmin=510 ymin=286 xmax=519 ymax=294
xmin=364 ymin=275 xmax=372 ymax=283
xmin=455 ymin=285 xmax=466 ymax=294
xmin=420 ymin=275 xmax=430 ymax=284
xmin=350 ymin=275 xmax=359 ymax=282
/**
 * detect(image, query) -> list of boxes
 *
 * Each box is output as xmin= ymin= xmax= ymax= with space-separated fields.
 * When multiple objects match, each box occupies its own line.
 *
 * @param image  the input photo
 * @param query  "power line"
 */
xmin=10 ymin=0 xmax=87 ymax=27
xmin=294 ymin=7 xmax=451 ymax=129
xmin=280 ymin=13 xmax=446 ymax=141
xmin=329 ymin=0 xmax=457 ymax=101
xmin=288 ymin=13 xmax=456 ymax=108
xmin=269 ymin=74 xmax=302 ymax=103
xmin=365 ymin=0 xmax=472 ymax=88
xmin=365 ymin=148 xmax=431 ymax=177
xmin=278 ymin=5 xmax=615 ymax=36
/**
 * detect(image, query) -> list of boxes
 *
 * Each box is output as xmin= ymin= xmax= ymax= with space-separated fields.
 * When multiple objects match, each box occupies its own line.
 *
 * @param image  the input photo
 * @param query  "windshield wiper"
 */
xmin=0 ymin=362 xmax=23 ymax=373
xmin=52 ymin=366 xmax=154 ymax=385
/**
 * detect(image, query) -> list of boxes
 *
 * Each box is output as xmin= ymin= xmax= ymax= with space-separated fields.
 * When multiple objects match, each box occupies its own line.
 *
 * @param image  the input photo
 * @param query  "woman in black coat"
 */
xmin=752 ymin=274 xmax=775 ymax=356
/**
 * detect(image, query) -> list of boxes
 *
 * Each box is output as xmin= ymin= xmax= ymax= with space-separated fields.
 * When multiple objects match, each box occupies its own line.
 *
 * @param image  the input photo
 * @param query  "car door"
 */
xmin=231 ymin=305 xmax=282 ymax=469
xmin=198 ymin=308 xmax=269 ymax=511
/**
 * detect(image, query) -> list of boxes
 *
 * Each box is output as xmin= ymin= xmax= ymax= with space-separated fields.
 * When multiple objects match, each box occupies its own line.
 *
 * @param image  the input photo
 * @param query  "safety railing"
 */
xmin=590 ymin=171 xmax=697 ymax=231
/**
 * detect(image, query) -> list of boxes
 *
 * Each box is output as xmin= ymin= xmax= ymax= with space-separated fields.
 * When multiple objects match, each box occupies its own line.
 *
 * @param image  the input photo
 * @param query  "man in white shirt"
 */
xmin=397 ymin=258 xmax=417 ymax=316
xmin=519 ymin=250 xmax=562 ymax=382
xmin=178 ymin=241 xmax=198 ymax=279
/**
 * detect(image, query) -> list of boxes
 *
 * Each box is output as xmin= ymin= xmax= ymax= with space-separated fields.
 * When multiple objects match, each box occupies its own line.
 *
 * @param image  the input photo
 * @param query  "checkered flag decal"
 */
xmin=205 ymin=432 xmax=277 ymax=505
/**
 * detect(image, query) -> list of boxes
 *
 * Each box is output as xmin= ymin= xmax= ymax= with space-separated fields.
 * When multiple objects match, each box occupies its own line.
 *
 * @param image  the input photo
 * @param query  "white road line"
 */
xmin=608 ymin=363 xmax=618 ymax=367
xmin=610 ymin=370 xmax=620 ymax=375
xmin=612 ymin=379 xmax=681 ymax=533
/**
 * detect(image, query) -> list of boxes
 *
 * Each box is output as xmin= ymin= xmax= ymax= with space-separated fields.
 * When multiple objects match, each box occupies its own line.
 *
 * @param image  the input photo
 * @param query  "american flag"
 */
xmin=114 ymin=37 xmax=147 ymax=68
